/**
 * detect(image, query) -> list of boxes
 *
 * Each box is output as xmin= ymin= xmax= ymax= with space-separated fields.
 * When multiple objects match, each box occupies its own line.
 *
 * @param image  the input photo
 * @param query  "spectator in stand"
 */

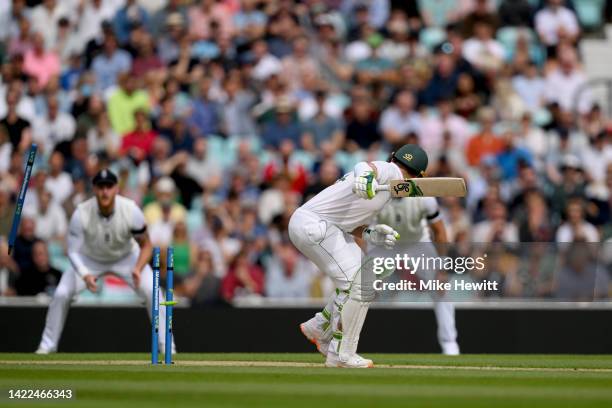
xmin=29 ymin=0 xmax=72 ymax=50
xmin=178 ymin=248 xmax=222 ymax=307
xmin=76 ymin=0 xmax=115 ymax=46
xmin=535 ymin=0 xmax=580 ymax=58
xmin=466 ymin=107 xmax=505 ymax=167
xmin=0 ymin=90 xmax=31 ymax=152
xmin=345 ymin=96 xmax=381 ymax=150
xmin=556 ymin=197 xmax=600 ymax=242
xmin=144 ymin=176 xmax=186 ymax=226
xmin=301 ymin=89 xmax=344 ymax=153
xmin=250 ymin=39 xmax=282 ymax=82
xmin=189 ymin=77 xmax=220 ymax=138
xmin=261 ymin=99 xmax=301 ymax=150
xmin=120 ymin=109 xmax=158 ymax=161
xmin=419 ymin=44 xmax=461 ymax=106
xmin=219 ymin=75 xmax=257 ymax=138
xmin=187 ymin=0 xmax=233 ymax=41
xmin=31 ymin=95 xmax=75 ymax=153
xmin=91 ymin=33 xmax=132 ymax=92
xmin=265 ymin=240 xmax=316 ymax=298
xmin=108 ymin=73 xmax=149 ymax=135
xmin=0 ymin=183 xmax=15 ymax=237
xmin=281 ymin=36 xmax=319 ymax=93
xmin=472 ymin=200 xmax=519 ymax=242
xmin=13 ymin=241 xmax=61 ymax=296
xmin=462 ymin=20 xmax=505 ymax=73
xmin=581 ymin=132 xmax=612 ymax=184
xmin=419 ymin=97 xmax=470 ymax=156
xmin=23 ymin=32 xmax=60 ymax=88
xmin=8 ymin=16 xmax=33 ymax=58
xmin=380 ymin=89 xmax=421 ymax=146
xmin=512 ymin=62 xmax=546 ymax=111
xmin=221 ymin=250 xmax=264 ymax=302
xmin=131 ymin=34 xmax=164 ymax=78
xmin=233 ymin=0 xmax=267 ymax=44
xmin=44 ymin=151 xmax=73 ymax=206
xmin=544 ymin=46 xmax=591 ymax=114
xmin=10 ymin=215 xmax=39 ymax=278
xmin=33 ymin=189 xmax=67 ymax=243
xmin=517 ymin=190 xmax=554 ymax=242
xmin=114 ymin=0 xmax=150 ymax=45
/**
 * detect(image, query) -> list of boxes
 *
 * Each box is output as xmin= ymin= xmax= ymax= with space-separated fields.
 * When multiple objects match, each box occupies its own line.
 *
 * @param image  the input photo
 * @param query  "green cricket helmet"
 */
xmin=393 ymin=144 xmax=428 ymax=177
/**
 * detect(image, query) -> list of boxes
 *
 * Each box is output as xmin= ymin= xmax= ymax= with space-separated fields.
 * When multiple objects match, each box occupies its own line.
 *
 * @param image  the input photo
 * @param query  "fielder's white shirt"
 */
xmin=68 ymin=196 xmax=146 ymax=272
xmin=301 ymin=161 xmax=403 ymax=233
xmin=377 ymin=196 xmax=441 ymax=243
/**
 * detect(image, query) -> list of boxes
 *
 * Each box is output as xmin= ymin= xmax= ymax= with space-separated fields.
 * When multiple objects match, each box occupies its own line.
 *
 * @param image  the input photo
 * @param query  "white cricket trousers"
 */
xmin=395 ymin=241 xmax=458 ymax=348
xmin=288 ymin=208 xmax=363 ymax=290
xmin=38 ymin=248 xmax=174 ymax=352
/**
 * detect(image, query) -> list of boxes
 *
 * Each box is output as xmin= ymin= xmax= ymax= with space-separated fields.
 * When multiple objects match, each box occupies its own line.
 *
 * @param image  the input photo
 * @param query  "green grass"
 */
xmin=1 ymin=353 xmax=611 ymax=407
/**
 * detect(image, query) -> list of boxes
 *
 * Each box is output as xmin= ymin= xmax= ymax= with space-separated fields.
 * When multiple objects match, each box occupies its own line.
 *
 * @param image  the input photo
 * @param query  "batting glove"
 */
xmin=353 ymin=171 xmax=378 ymax=199
xmin=362 ymin=224 xmax=400 ymax=249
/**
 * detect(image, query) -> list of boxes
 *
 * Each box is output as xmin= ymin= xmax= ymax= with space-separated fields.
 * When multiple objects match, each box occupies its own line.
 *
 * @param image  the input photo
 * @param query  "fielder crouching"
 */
xmin=289 ymin=144 xmax=428 ymax=368
xmin=36 ymin=169 xmax=176 ymax=354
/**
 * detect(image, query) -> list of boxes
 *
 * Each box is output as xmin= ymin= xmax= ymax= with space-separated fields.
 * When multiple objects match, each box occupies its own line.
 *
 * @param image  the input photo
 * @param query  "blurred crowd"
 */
xmin=0 ymin=0 xmax=611 ymax=304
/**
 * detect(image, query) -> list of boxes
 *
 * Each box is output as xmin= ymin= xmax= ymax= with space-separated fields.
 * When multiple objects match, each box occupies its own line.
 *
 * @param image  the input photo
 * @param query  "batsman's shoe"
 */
xmin=300 ymin=320 xmax=329 ymax=356
xmin=35 ymin=346 xmax=55 ymax=355
xmin=325 ymin=353 xmax=374 ymax=368
xmin=441 ymin=341 xmax=460 ymax=356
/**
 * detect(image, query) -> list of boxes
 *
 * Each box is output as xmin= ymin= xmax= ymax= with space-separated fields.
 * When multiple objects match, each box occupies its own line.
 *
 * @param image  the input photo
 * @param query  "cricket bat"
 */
xmin=377 ymin=177 xmax=466 ymax=198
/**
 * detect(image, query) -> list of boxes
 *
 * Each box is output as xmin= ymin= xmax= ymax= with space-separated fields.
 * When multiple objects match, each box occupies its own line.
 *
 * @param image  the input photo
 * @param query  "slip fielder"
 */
xmin=290 ymin=144 xmax=428 ymax=368
xmin=376 ymin=195 xmax=460 ymax=355
xmin=36 ymin=169 xmax=175 ymax=354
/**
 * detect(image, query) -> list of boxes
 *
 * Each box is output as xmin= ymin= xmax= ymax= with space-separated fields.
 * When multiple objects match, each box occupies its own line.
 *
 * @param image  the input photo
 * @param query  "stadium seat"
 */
xmin=574 ymin=0 xmax=605 ymax=30
xmin=419 ymin=27 xmax=447 ymax=51
xmin=48 ymin=241 xmax=70 ymax=273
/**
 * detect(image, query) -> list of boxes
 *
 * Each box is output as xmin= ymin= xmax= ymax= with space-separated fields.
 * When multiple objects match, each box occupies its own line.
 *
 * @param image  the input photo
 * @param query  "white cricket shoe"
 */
xmin=300 ymin=320 xmax=329 ymax=356
xmin=441 ymin=341 xmax=460 ymax=356
xmin=35 ymin=346 xmax=55 ymax=355
xmin=325 ymin=353 xmax=374 ymax=368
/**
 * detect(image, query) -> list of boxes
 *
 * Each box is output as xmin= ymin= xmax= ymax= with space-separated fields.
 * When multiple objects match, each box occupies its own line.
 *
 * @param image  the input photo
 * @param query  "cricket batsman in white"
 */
xmin=376 ymin=195 xmax=460 ymax=355
xmin=290 ymin=144 xmax=428 ymax=368
xmin=36 ymin=169 xmax=176 ymax=354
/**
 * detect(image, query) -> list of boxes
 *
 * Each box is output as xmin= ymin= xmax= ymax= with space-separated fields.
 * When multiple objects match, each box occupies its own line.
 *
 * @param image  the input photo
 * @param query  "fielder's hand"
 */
xmin=83 ymin=274 xmax=98 ymax=293
xmin=363 ymin=224 xmax=400 ymax=249
xmin=353 ymin=171 xmax=378 ymax=199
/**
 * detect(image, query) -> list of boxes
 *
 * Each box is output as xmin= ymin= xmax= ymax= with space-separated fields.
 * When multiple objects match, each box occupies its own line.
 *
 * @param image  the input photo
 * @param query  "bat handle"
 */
xmin=376 ymin=185 xmax=389 ymax=192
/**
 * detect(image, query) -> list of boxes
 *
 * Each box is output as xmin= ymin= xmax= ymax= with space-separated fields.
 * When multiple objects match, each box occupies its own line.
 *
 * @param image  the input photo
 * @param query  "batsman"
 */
xmin=290 ymin=144 xmax=428 ymax=368
xmin=36 ymin=169 xmax=176 ymax=354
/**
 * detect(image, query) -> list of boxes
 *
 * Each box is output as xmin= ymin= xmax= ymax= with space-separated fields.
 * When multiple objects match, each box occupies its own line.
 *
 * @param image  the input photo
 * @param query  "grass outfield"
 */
xmin=1 ymin=353 xmax=611 ymax=407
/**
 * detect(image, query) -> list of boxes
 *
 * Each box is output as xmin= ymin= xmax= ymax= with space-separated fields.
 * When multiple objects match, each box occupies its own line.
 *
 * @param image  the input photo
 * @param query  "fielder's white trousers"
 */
xmin=395 ymin=241 xmax=458 ymax=348
xmin=38 ymin=248 xmax=174 ymax=352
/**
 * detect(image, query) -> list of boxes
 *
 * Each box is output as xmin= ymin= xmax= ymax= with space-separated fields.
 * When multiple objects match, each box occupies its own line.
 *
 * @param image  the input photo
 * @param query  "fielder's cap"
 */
xmin=393 ymin=144 xmax=428 ymax=177
xmin=92 ymin=168 xmax=118 ymax=186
